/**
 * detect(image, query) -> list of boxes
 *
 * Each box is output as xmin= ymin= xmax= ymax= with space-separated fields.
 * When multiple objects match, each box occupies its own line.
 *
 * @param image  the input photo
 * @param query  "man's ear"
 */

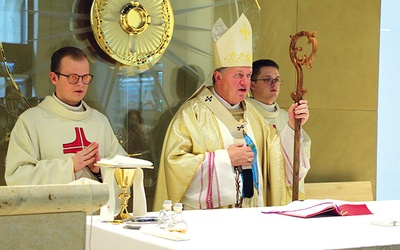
xmin=214 ymin=70 xmax=222 ymax=81
xmin=250 ymin=81 xmax=256 ymax=90
xmin=49 ymin=72 xmax=58 ymax=84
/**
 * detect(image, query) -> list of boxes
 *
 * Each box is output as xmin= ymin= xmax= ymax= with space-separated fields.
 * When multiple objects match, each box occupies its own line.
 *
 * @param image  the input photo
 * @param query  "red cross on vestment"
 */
xmin=63 ymin=127 xmax=91 ymax=154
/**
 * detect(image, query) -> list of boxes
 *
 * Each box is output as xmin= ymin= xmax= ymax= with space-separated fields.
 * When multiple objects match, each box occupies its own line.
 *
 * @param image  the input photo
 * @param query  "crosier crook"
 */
xmin=289 ymin=31 xmax=317 ymax=201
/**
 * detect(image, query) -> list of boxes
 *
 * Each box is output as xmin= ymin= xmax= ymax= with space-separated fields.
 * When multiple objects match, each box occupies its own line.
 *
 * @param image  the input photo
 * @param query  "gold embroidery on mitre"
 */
xmin=223 ymin=52 xmax=252 ymax=63
xmin=240 ymin=23 xmax=251 ymax=41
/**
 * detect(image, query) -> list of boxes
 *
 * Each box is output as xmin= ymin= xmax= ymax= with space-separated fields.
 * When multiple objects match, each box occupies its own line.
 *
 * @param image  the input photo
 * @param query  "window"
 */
xmin=0 ymin=0 xmax=28 ymax=44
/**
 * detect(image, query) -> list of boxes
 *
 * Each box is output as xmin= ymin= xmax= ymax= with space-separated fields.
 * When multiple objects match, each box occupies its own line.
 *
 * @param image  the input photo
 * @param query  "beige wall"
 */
xmin=0 ymin=0 xmax=381 ymax=203
xmin=253 ymin=0 xmax=380 ymax=198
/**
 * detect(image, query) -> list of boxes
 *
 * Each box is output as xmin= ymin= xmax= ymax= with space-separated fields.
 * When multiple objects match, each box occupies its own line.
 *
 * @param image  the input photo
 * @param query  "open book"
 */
xmin=95 ymin=155 xmax=153 ymax=169
xmin=262 ymin=199 xmax=373 ymax=218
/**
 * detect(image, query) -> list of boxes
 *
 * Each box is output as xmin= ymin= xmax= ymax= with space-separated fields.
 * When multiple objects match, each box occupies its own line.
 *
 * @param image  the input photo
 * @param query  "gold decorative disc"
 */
xmin=90 ymin=0 xmax=174 ymax=66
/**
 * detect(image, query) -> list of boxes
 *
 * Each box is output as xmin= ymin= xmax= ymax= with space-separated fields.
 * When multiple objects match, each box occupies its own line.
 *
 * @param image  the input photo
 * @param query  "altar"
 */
xmin=85 ymin=200 xmax=400 ymax=250
xmin=0 ymin=183 xmax=109 ymax=250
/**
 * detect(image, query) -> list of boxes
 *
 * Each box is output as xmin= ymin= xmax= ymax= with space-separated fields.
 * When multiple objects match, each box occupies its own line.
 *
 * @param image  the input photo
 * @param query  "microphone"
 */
xmin=241 ymin=166 xmax=254 ymax=198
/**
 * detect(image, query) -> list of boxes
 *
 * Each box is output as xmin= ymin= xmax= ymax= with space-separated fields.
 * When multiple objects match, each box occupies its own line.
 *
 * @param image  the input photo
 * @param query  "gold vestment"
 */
xmin=153 ymin=86 xmax=292 ymax=211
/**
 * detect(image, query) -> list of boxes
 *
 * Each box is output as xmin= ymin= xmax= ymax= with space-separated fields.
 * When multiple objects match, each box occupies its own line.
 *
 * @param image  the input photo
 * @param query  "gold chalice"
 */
xmin=113 ymin=168 xmax=136 ymax=223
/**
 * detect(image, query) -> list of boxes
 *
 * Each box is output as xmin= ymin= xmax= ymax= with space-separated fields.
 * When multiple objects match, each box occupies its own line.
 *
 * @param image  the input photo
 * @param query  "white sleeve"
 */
xmin=280 ymin=124 xmax=311 ymax=186
xmin=182 ymin=149 xmax=236 ymax=209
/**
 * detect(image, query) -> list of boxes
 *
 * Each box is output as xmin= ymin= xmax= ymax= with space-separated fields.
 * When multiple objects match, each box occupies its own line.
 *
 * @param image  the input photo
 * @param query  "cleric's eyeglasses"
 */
xmin=54 ymin=72 xmax=94 ymax=85
xmin=252 ymin=77 xmax=283 ymax=85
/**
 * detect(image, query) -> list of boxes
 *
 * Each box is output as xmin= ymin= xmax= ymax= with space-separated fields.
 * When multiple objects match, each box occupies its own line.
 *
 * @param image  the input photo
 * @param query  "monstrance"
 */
xmin=90 ymin=0 xmax=174 ymax=70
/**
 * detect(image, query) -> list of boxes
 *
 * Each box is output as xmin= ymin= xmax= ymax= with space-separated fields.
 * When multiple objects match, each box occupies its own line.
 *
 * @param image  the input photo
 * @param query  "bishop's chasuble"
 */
xmin=153 ymin=85 xmax=309 ymax=211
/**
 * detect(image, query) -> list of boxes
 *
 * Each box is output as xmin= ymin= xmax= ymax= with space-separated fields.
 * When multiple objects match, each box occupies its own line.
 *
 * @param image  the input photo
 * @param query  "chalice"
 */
xmin=113 ymin=168 xmax=136 ymax=223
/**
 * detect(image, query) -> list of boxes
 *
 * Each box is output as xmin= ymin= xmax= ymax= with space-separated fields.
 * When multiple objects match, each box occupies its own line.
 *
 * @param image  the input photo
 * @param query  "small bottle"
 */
xmin=158 ymin=200 xmax=172 ymax=230
xmin=168 ymin=203 xmax=187 ymax=234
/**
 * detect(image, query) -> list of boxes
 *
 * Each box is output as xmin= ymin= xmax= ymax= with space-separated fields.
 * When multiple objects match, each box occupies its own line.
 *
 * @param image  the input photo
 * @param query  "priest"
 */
xmin=247 ymin=59 xmax=311 ymax=198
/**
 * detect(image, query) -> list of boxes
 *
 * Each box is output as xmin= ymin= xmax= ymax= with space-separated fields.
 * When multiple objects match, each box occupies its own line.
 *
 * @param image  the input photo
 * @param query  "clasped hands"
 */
xmin=228 ymin=143 xmax=254 ymax=167
xmin=72 ymin=142 xmax=101 ymax=173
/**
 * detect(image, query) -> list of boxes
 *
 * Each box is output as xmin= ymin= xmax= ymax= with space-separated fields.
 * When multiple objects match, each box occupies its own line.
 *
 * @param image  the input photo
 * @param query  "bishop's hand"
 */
xmin=227 ymin=143 xmax=254 ymax=167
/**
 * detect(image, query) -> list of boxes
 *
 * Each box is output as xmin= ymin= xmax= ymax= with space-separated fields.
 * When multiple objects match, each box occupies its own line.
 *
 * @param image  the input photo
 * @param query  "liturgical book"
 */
xmin=262 ymin=199 xmax=373 ymax=218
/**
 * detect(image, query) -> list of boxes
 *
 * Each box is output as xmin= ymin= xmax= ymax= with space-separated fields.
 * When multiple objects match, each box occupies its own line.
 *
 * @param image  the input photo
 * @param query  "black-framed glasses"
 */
xmin=54 ymin=72 xmax=94 ymax=85
xmin=252 ymin=77 xmax=283 ymax=85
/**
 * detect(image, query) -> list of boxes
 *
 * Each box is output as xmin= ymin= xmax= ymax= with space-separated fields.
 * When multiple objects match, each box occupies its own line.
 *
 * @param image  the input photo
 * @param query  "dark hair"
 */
xmin=125 ymin=109 xmax=144 ymax=126
xmin=251 ymin=59 xmax=279 ymax=80
xmin=50 ymin=46 xmax=87 ymax=72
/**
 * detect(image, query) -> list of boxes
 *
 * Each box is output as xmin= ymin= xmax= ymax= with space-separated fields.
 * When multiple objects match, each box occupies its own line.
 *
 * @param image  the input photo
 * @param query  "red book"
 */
xmin=262 ymin=200 xmax=373 ymax=218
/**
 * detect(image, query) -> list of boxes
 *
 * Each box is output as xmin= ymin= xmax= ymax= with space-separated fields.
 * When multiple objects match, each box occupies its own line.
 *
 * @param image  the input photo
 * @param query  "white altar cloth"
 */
xmin=86 ymin=200 xmax=400 ymax=250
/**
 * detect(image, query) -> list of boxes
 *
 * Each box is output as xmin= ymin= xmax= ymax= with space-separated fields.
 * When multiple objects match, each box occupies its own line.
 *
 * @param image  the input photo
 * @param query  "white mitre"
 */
xmin=212 ymin=13 xmax=253 ymax=68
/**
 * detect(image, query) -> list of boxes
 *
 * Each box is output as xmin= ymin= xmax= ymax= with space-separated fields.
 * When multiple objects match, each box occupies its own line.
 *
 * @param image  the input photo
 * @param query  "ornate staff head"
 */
xmin=289 ymin=31 xmax=318 ymax=102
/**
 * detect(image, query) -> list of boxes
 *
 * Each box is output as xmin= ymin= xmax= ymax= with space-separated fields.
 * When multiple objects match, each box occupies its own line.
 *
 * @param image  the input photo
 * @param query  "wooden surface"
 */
xmin=304 ymin=181 xmax=373 ymax=201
